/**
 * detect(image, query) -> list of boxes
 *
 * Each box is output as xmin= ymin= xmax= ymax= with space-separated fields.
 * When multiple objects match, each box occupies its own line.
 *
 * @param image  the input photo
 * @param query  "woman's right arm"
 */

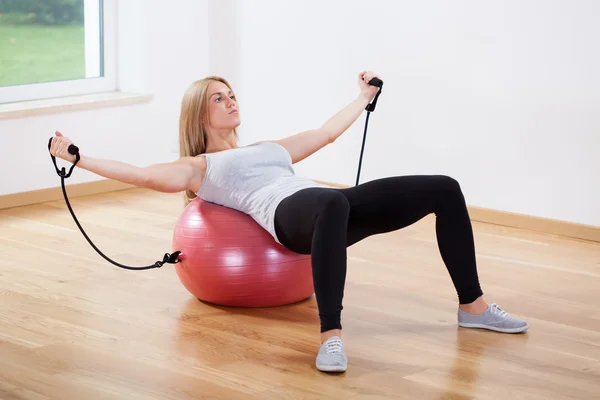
xmin=49 ymin=131 xmax=204 ymax=193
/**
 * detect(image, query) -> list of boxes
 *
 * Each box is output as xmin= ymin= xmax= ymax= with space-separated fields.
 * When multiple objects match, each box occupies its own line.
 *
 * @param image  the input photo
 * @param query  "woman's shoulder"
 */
xmin=187 ymin=155 xmax=207 ymax=177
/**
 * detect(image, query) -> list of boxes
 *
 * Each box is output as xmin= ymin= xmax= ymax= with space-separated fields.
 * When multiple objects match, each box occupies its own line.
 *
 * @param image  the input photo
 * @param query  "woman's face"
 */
xmin=207 ymin=81 xmax=240 ymax=130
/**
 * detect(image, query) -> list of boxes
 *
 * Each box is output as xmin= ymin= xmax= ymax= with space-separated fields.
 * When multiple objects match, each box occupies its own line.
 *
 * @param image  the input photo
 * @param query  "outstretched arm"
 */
xmin=275 ymin=71 xmax=381 ymax=164
xmin=49 ymin=131 xmax=204 ymax=193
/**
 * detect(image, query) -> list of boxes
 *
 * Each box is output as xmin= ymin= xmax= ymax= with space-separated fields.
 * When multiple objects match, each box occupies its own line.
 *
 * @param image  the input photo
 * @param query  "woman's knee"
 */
xmin=428 ymin=175 xmax=461 ymax=194
xmin=432 ymin=175 xmax=466 ymax=206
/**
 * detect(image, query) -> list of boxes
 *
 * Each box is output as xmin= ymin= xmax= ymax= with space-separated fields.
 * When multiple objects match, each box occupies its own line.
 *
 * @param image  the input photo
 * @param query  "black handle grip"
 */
xmin=365 ymin=77 xmax=383 ymax=112
xmin=48 ymin=136 xmax=81 ymax=178
xmin=368 ymin=77 xmax=383 ymax=87
xmin=47 ymin=137 xmax=79 ymax=155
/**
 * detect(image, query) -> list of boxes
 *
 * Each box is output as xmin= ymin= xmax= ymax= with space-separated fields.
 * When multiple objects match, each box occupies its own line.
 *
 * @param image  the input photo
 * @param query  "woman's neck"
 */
xmin=205 ymin=131 xmax=238 ymax=153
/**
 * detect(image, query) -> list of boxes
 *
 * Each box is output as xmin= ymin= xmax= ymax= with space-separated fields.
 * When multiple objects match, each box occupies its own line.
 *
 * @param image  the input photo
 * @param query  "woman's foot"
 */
xmin=316 ymin=335 xmax=347 ymax=372
xmin=458 ymin=303 xmax=529 ymax=333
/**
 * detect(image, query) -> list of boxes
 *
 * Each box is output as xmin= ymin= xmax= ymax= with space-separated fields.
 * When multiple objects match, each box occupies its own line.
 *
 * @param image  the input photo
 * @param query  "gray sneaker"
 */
xmin=458 ymin=303 xmax=529 ymax=333
xmin=316 ymin=336 xmax=347 ymax=372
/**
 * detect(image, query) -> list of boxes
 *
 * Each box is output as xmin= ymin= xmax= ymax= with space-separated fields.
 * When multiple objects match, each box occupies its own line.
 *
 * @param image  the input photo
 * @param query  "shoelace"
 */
xmin=326 ymin=338 xmax=343 ymax=354
xmin=490 ymin=303 xmax=509 ymax=318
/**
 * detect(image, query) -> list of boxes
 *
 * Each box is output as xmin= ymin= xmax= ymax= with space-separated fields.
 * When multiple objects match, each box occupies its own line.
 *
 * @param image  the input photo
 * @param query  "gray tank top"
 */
xmin=196 ymin=141 xmax=329 ymax=243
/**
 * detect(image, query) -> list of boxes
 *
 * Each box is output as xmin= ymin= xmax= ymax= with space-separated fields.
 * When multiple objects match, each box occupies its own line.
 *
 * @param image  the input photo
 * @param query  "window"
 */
xmin=0 ymin=0 xmax=116 ymax=104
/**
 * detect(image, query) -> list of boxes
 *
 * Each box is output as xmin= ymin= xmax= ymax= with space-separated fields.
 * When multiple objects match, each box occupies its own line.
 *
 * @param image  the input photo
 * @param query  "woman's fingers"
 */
xmin=50 ymin=131 xmax=75 ymax=162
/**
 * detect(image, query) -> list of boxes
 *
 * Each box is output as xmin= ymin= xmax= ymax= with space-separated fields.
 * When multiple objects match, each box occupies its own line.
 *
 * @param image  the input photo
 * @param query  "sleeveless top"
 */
xmin=196 ymin=141 xmax=329 ymax=243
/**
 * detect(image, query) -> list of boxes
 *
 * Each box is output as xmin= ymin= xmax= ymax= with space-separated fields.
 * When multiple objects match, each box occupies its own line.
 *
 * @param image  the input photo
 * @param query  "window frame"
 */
xmin=0 ymin=0 xmax=117 ymax=105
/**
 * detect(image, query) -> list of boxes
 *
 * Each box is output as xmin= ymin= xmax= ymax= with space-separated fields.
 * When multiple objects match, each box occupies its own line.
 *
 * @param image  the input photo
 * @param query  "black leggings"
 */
xmin=273 ymin=175 xmax=483 ymax=333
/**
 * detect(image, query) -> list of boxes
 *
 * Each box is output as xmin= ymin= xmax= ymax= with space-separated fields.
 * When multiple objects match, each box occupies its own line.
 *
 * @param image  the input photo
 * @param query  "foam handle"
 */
xmin=368 ymin=77 xmax=383 ymax=87
xmin=47 ymin=138 xmax=79 ymax=156
xmin=365 ymin=78 xmax=383 ymax=112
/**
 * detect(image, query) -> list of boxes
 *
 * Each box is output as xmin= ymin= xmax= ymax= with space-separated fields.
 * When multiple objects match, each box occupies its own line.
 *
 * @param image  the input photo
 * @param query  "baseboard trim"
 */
xmin=0 ymin=180 xmax=136 ymax=210
xmin=466 ymin=206 xmax=600 ymax=243
xmin=2 ymin=179 xmax=598 ymax=243
xmin=315 ymin=180 xmax=600 ymax=243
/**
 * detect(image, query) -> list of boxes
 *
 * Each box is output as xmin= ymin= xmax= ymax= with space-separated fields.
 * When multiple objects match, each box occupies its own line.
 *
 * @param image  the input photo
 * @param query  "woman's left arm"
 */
xmin=274 ymin=71 xmax=381 ymax=164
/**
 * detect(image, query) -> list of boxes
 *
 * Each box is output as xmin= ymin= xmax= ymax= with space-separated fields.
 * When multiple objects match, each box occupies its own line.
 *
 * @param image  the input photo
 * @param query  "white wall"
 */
xmin=0 ymin=0 xmax=210 ymax=194
xmin=1 ymin=0 xmax=598 ymax=228
xmin=228 ymin=0 xmax=600 ymax=227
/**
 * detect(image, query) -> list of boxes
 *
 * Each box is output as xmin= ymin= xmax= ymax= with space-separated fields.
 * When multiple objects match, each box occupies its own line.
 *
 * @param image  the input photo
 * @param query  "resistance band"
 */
xmin=47 ymin=139 xmax=181 ymax=270
xmin=356 ymin=77 xmax=383 ymax=186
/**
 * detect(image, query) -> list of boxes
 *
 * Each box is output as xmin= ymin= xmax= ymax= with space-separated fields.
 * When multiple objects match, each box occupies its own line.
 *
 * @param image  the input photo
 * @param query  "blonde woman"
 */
xmin=50 ymin=72 xmax=528 ymax=373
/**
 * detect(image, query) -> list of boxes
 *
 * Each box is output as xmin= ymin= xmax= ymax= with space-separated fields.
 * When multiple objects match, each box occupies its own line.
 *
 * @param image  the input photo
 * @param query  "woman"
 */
xmin=50 ymin=72 xmax=528 ymax=373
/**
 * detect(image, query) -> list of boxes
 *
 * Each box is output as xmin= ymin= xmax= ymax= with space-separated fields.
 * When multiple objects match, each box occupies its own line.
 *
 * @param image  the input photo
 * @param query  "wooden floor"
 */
xmin=1 ymin=187 xmax=599 ymax=400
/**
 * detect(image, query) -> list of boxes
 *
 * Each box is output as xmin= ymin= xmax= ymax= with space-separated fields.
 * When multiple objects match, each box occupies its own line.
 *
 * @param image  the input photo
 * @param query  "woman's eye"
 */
xmin=215 ymin=95 xmax=234 ymax=102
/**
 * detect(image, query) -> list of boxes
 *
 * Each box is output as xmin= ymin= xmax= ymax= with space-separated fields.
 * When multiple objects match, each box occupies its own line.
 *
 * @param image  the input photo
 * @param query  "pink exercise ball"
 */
xmin=172 ymin=197 xmax=314 ymax=307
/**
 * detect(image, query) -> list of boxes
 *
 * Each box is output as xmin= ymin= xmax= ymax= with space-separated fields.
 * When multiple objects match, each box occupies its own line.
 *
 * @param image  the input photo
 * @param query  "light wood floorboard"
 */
xmin=1 ymin=188 xmax=599 ymax=399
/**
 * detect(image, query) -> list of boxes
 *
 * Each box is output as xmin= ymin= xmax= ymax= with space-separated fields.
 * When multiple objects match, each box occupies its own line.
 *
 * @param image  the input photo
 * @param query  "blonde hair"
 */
xmin=179 ymin=76 xmax=238 ymax=205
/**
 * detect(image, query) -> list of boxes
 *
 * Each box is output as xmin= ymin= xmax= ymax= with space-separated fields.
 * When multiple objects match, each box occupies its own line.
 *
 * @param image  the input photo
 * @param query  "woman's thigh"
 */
xmin=274 ymin=175 xmax=459 ymax=251
xmin=273 ymin=187 xmax=349 ymax=254
xmin=339 ymin=175 xmax=460 ymax=245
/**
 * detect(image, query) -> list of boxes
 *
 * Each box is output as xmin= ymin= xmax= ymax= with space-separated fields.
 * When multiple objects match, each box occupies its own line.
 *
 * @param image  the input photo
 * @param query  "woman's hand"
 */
xmin=358 ymin=71 xmax=381 ymax=101
xmin=49 ymin=131 xmax=77 ymax=163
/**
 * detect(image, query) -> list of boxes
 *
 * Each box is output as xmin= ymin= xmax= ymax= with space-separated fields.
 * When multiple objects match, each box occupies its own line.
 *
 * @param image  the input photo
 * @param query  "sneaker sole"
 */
xmin=458 ymin=322 xmax=529 ymax=333
xmin=316 ymin=363 xmax=347 ymax=372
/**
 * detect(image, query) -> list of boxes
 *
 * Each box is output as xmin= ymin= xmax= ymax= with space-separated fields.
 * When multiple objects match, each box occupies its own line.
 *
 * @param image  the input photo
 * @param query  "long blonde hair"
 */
xmin=179 ymin=76 xmax=238 ymax=205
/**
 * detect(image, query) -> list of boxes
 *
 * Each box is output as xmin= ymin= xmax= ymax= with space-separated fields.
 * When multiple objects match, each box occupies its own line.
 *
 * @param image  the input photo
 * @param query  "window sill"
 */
xmin=0 ymin=92 xmax=153 ymax=120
